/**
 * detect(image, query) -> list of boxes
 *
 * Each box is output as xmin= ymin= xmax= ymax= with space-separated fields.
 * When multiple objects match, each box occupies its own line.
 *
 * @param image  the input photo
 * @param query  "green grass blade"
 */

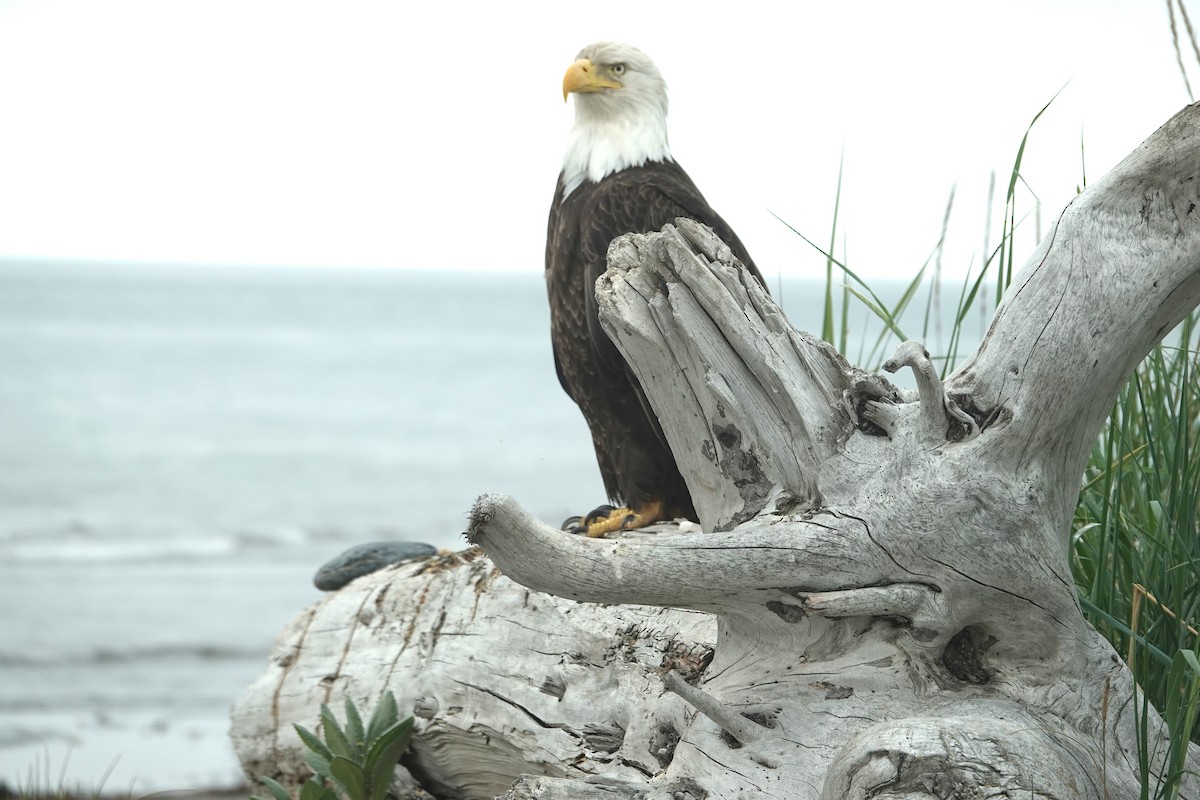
xmin=822 ymin=148 xmax=845 ymax=346
xmin=1157 ymin=649 xmax=1200 ymax=798
xmin=771 ymin=212 xmax=908 ymax=342
xmin=862 ymin=243 xmax=938 ymax=367
xmin=842 ymin=284 xmax=908 ymax=343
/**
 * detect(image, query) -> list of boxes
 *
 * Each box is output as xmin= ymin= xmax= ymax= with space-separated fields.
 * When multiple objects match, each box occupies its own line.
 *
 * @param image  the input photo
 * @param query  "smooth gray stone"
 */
xmin=314 ymin=541 xmax=437 ymax=591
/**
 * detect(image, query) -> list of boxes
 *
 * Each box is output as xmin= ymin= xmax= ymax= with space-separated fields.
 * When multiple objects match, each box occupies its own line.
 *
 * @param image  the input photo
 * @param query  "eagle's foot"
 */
xmin=564 ymin=500 xmax=666 ymax=537
xmin=561 ymin=504 xmax=613 ymax=533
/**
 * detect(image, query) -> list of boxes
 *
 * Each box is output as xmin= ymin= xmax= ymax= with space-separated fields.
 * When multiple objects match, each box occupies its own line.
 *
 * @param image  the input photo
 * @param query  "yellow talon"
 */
xmin=582 ymin=499 xmax=666 ymax=537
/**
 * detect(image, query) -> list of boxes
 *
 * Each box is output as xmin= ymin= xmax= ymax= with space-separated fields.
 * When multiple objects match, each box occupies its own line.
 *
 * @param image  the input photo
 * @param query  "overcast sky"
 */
xmin=0 ymin=0 xmax=1193 ymax=281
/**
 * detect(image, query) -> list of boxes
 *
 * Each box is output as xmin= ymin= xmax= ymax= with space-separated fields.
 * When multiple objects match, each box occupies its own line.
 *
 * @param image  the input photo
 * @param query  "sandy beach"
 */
xmin=2 ymin=708 xmax=248 ymax=798
xmin=2 ymin=789 xmax=249 ymax=800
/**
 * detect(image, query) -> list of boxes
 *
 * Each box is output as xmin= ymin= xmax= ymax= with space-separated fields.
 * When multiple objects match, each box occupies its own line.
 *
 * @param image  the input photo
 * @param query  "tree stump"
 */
xmin=232 ymin=103 xmax=1200 ymax=798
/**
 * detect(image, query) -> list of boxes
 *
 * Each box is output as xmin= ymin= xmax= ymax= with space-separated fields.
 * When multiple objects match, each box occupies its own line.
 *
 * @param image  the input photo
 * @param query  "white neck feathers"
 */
xmin=560 ymin=96 xmax=671 ymax=199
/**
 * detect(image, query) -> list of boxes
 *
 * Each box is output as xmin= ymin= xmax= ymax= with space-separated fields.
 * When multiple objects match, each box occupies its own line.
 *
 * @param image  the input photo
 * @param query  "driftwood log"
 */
xmin=231 ymin=103 xmax=1200 ymax=798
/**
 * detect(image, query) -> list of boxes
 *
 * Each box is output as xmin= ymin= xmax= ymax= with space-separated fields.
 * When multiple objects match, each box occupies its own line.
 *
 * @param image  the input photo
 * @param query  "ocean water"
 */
xmin=0 ymin=262 xmax=968 ymax=793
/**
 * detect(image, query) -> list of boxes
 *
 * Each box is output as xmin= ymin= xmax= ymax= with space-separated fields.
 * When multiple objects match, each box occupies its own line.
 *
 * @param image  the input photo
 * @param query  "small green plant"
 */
xmin=254 ymin=692 xmax=414 ymax=800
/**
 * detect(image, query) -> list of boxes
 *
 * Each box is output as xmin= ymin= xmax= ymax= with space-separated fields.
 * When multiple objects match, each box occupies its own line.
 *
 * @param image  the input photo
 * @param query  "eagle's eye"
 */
xmin=611 ymin=63 xmax=626 ymax=76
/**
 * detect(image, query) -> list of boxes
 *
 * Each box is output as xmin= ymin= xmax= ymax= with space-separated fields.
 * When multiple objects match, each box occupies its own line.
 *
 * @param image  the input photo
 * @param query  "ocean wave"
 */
xmin=0 ymin=643 xmax=264 ymax=668
xmin=2 ymin=536 xmax=239 ymax=563
xmin=0 ymin=522 xmax=337 ymax=564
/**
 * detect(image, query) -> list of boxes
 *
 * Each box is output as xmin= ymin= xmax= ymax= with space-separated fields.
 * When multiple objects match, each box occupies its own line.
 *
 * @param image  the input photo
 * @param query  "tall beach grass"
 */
xmin=800 ymin=90 xmax=1200 ymax=796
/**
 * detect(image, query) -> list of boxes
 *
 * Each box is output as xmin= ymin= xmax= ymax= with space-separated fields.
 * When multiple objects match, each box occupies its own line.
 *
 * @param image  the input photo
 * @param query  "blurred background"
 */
xmin=0 ymin=0 xmax=1193 ymax=793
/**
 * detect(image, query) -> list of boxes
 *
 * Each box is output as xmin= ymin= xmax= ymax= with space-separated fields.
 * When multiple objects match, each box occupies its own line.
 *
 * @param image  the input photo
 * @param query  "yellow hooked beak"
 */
xmin=562 ymin=58 xmax=621 ymax=101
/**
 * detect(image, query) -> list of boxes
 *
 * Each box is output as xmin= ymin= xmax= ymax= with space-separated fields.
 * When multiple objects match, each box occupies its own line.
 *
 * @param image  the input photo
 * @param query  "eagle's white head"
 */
xmin=559 ymin=42 xmax=672 ymax=199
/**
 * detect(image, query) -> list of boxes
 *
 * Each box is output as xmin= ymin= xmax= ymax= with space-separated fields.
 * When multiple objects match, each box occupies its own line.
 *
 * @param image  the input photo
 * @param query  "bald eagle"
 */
xmin=546 ymin=42 xmax=764 ymax=536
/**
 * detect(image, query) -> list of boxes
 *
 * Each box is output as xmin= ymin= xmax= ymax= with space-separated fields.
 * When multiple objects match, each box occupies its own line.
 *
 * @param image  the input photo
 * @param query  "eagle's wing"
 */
xmin=580 ymin=163 xmax=761 ymax=378
xmin=545 ymin=161 xmax=763 ymax=520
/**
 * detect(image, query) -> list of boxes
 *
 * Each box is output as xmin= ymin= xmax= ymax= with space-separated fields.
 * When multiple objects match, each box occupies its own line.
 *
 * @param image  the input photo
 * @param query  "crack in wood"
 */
xmin=452 ymin=679 xmax=581 ymax=740
xmin=269 ymin=606 xmax=317 ymax=767
xmin=925 ymin=555 xmax=1066 ymax=627
xmin=834 ymin=510 xmax=927 ymax=581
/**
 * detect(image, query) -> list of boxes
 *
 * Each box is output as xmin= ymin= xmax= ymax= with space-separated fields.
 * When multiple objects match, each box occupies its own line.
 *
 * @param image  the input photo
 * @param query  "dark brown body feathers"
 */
xmin=545 ymin=159 xmax=763 ymax=521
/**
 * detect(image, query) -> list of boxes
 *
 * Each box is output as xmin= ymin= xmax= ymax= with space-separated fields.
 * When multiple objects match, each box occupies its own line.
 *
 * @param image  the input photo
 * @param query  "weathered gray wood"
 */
xmin=947 ymin=99 xmax=1200 ymax=546
xmin=471 ymin=102 xmax=1200 ymax=797
xmin=231 ymin=102 xmax=1200 ymax=798
xmin=598 ymin=226 xmax=859 ymax=531
xmin=500 ymin=775 xmax=649 ymax=800
xmin=231 ymin=547 xmax=715 ymax=799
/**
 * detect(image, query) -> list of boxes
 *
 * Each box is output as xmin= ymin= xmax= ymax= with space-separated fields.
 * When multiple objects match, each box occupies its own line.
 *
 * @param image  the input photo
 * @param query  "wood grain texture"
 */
xmin=231 ymin=546 xmax=714 ymax=799
xmin=232 ymin=103 xmax=1200 ymax=798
